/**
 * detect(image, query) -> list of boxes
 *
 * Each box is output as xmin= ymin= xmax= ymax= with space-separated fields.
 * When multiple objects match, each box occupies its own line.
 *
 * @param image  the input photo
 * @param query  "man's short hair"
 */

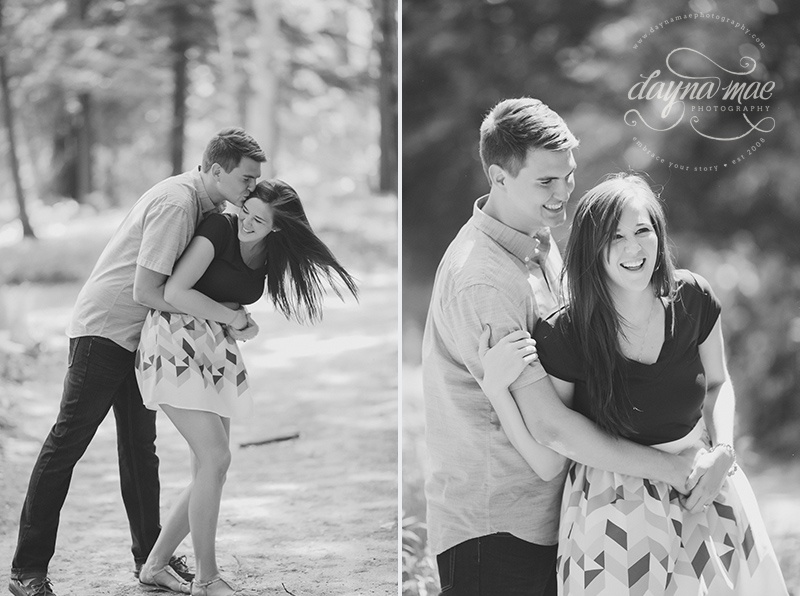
xmin=479 ymin=98 xmax=578 ymax=181
xmin=201 ymin=127 xmax=267 ymax=173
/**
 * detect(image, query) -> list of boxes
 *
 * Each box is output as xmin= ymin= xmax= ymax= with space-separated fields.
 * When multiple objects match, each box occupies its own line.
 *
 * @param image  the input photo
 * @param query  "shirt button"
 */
xmin=524 ymin=256 xmax=530 ymax=262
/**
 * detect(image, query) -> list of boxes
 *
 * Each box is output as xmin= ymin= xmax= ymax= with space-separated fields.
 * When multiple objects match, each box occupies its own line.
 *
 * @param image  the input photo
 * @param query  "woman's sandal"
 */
xmin=191 ymin=575 xmax=238 ymax=596
xmin=139 ymin=564 xmax=192 ymax=594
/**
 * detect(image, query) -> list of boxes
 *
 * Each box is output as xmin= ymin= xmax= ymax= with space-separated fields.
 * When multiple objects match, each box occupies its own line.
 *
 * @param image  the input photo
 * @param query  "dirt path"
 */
xmin=0 ymin=266 xmax=397 ymax=595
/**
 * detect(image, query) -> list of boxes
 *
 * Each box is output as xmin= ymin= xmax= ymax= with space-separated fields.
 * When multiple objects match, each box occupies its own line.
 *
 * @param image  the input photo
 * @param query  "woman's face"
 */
xmin=602 ymin=196 xmax=659 ymax=295
xmin=237 ymin=198 xmax=276 ymax=243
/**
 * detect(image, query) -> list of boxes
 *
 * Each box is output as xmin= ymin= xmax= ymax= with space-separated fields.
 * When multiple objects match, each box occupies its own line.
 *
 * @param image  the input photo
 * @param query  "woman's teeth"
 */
xmin=621 ymin=258 xmax=645 ymax=271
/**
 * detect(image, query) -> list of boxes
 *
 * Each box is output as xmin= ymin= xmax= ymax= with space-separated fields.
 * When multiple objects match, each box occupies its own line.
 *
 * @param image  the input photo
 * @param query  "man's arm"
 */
xmin=478 ymin=327 xmax=568 ymax=480
xmin=446 ymin=284 xmax=573 ymax=481
xmin=133 ymin=265 xmax=176 ymax=312
xmin=133 ymin=238 xmax=248 ymax=329
xmin=513 ymin=374 xmax=694 ymax=490
xmin=482 ymin=379 xmax=569 ymax=481
xmin=162 ymin=236 xmax=246 ymax=327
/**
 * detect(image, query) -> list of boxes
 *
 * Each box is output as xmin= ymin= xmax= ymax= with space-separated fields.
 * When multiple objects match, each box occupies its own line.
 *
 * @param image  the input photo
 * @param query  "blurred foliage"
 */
xmin=403 ymin=0 xmax=800 ymax=457
xmin=0 ymin=0 xmax=384 ymax=221
xmin=402 ymin=512 xmax=438 ymax=596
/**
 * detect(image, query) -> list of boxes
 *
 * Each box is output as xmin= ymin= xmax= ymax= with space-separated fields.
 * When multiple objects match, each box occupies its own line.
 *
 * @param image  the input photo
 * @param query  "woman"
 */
xmin=134 ymin=179 xmax=358 ymax=596
xmin=480 ymin=174 xmax=787 ymax=595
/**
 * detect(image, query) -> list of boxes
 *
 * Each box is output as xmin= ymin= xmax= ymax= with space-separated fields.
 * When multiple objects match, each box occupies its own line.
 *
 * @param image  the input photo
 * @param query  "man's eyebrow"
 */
xmin=537 ymin=167 xmax=575 ymax=181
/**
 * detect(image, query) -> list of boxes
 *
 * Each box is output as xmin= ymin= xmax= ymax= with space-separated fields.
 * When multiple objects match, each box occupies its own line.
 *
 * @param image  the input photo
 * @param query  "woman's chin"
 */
xmin=239 ymin=231 xmax=265 ymax=244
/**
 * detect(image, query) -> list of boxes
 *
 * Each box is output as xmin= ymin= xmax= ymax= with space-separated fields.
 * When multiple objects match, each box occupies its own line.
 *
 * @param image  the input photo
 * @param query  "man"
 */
xmin=422 ymin=98 xmax=695 ymax=595
xmin=8 ymin=128 xmax=266 ymax=596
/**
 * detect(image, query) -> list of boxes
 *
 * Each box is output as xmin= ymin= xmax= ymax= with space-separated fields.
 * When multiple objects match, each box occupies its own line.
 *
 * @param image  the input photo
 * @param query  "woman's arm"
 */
xmin=682 ymin=317 xmax=737 ymax=512
xmin=162 ymin=236 xmax=249 ymax=329
xmin=479 ymin=327 xmax=569 ymax=481
xmin=482 ymin=327 xmax=700 ymax=490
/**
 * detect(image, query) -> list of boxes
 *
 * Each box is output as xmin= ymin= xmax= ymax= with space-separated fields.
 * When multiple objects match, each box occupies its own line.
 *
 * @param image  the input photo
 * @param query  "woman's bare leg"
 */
xmin=140 ymin=407 xmax=233 ymax=594
xmin=141 ymin=430 xmax=206 ymax=576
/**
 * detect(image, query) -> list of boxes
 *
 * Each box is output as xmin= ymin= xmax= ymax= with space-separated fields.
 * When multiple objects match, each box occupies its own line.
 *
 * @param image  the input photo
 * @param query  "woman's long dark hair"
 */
xmin=249 ymin=179 xmax=358 ymax=322
xmin=560 ymin=174 xmax=676 ymax=437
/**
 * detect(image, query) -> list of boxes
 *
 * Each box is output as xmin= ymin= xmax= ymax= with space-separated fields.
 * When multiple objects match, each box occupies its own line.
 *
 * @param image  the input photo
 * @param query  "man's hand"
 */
xmin=478 ymin=326 xmax=537 ymax=394
xmin=681 ymin=446 xmax=734 ymax=513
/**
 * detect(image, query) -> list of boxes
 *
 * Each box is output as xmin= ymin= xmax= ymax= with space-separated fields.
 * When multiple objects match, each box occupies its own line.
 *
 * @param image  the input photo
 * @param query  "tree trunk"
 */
xmin=170 ymin=4 xmax=189 ymax=176
xmin=213 ymin=0 xmax=248 ymax=126
xmin=72 ymin=0 xmax=93 ymax=201
xmin=250 ymin=0 xmax=282 ymax=177
xmin=170 ymin=42 xmax=189 ymax=175
xmin=375 ymin=0 xmax=397 ymax=194
xmin=75 ymin=91 xmax=93 ymax=202
xmin=0 ymin=0 xmax=35 ymax=238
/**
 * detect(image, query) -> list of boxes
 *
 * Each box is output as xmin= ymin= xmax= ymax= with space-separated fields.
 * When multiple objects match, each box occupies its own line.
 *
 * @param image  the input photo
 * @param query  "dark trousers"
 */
xmin=437 ymin=533 xmax=558 ymax=596
xmin=11 ymin=336 xmax=161 ymax=577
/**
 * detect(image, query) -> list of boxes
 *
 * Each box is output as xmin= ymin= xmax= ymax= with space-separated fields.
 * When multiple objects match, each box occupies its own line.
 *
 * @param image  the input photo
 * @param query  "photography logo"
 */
xmin=626 ymin=14 xmax=775 ymax=173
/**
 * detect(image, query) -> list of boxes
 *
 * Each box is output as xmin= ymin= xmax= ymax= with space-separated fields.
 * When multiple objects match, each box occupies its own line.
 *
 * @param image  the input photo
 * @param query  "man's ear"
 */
xmin=487 ymin=164 xmax=506 ymax=188
xmin=211 ymin=163 xmax=222 ymax=180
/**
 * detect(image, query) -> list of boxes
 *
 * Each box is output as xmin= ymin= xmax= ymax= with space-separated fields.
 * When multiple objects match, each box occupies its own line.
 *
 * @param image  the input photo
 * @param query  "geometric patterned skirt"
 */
xmin=135 ymin=310 xmax=252 ymax=419
xmin=557 ymin=422 xmax=788 ymax=595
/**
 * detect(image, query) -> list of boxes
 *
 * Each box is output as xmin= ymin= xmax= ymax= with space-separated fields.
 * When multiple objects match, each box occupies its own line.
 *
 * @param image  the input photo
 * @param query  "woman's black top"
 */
xmin=192 ymin=213 xmax=267 ymax=306
xmin=533 ymin=270 xmax=722 ymax=445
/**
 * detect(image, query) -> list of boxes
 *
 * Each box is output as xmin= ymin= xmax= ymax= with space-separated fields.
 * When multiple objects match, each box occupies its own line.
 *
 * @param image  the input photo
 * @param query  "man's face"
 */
xmin=213 ymin=157 xmax=262 ymax=207
xmin=499 ymin=149 xmax=576 ymax=234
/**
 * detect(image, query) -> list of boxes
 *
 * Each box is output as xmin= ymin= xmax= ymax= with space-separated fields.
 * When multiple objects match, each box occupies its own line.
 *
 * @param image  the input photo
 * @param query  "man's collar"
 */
xmin=472 ymin=195 xmax=551 ymax=263
xmin=192 ymin=166 xmax=219 ymax=213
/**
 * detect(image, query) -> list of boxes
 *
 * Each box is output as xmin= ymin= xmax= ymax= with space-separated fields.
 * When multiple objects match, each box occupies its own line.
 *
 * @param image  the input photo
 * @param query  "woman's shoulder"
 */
xmin=673 ymin=269 xmax=717 ymax=301
xmin=534 ymin=306 xmax=576 ymax=344
xmin=533 ymin=306 xmax=584 ymax=381
xmin=200 ymin=211 xmax=236 ymax=226
xmin=196 ymin=212 xmax=237 ymax=236
xmin=672 ymin=269 xmax=722 ymax=337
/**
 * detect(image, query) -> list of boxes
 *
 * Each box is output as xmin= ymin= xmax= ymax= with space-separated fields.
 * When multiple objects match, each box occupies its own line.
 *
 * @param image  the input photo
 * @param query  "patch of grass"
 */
xmin=0 ymin=236 xmax=111 ymax=285
xmin=402 ymin=364 xmax=439 ymax=595
xmin=402 ymin=513 xmax=438 ymax=596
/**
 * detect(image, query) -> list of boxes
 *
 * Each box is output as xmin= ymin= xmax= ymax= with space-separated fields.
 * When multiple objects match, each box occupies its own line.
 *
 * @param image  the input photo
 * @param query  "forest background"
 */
xmin=0 ymin=0 xmax=398 ymax=594
xmin=402 ymin=0 xmax=800 ymax=593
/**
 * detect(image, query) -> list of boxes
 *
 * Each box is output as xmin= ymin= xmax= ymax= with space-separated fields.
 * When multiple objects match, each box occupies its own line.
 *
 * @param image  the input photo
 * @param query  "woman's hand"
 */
xmin=680 ymin=445 xmax=735 ymax=513
xmin=478 ymin=326 xmax=538 ymax=395
xmin=229 ymin=307 xmax=249 ymax=331
xmin=664 ymin=446 xmax=705 ymax=496
xmin=227 ymin=309 xmax=259 ymax=341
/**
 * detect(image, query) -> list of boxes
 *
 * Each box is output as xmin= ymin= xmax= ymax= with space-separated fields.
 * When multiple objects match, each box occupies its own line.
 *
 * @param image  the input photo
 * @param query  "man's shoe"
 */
xmin=167 ymin=556 xmax=194 ymax=582
xmin=134 ymin=555 xmax=194 ymax=582
xmin=8 ymin=575 xmax=56 ymax=596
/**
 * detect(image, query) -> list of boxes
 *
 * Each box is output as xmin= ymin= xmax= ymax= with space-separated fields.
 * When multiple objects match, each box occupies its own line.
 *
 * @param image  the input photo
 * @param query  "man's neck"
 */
xmin=482 ymin=189 xmax=545 ymax=237
xmin=199 ymin=170 xmax=225 ymax=206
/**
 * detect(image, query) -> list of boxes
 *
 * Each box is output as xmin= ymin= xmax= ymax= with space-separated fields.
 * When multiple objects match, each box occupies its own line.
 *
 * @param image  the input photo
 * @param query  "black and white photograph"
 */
xmin=403 ymin=1 xmax=800 ymax=594
xmin=0 ymin=1 xmax=397 ymax=594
